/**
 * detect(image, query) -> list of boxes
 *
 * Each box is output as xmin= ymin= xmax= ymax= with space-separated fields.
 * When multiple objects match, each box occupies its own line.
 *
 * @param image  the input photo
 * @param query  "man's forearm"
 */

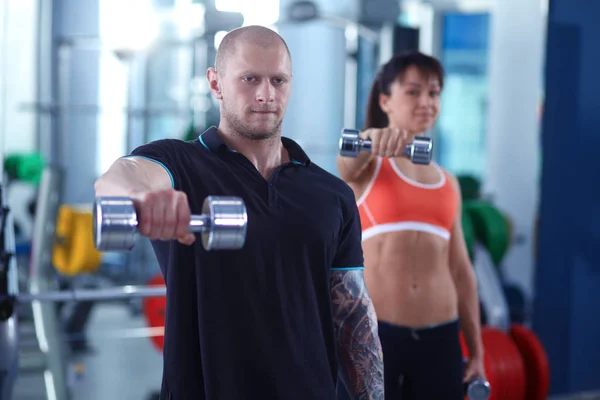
xmin=330 ymin=270 xmax=384 ymax=400
xmin=94 ymin=157 xmax=169 ymax=197
xmin=455 ymin=268 xmax=484 ymax=358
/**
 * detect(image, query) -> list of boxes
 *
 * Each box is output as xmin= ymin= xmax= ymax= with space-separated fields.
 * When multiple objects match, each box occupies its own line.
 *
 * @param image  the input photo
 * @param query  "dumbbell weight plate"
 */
xmin=93 ymin=197 xmax=139 ymax=252
xmin=466 ymin=379 xmax=491 ymax=400
xmin=407 ymin=136 xmax=433 ymax=165
xmin=339 ymin=129 xmax=363 ymax=157
xmin=201 ymin=196 xmax=248 ymax=251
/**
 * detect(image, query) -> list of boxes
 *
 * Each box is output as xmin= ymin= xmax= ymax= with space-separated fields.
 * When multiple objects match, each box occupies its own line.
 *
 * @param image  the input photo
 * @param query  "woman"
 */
xmin=337 ymin=51 xmax=485 ymax=399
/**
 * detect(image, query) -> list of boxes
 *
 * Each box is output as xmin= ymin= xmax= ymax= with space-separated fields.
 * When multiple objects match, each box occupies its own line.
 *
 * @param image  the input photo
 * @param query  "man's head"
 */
xmin=207 ymin=25 xmax=293 ymax=141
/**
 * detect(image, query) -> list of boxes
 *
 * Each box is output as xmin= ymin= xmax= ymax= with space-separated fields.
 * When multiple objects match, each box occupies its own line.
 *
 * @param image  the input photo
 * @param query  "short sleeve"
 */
xmin=331 ymin=192 xmax=364 ymax=271
xmin=126 ymin=139 xmax=182 ymax=190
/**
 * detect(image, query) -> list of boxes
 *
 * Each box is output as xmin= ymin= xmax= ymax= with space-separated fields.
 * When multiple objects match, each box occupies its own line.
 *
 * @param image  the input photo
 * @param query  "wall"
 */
xmin=533 ymin=0 xmax=600 ymax=394
xmin=436 ymin=12 xmax=490 ymax=177
xmin=1 ymin=0 xmax=39 ymax=156
xmin=52 ymin=0 xmax=101 ymax=204
xmin=422 ymin=0 xmax=546 ymax=308
xmin=483 ymin=0 xmax=545 ymax=309
xmin=276 ymin=0 xmax=358 ymax=174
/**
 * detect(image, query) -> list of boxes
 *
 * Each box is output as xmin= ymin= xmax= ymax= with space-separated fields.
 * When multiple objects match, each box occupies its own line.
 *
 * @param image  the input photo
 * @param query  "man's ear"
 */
xmin=206 ymin=67 xmax=223 ymax=100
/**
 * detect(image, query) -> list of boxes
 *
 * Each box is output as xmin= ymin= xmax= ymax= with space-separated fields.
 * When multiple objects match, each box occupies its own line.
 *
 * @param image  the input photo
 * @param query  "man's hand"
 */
xmin=361 ymin=127 xmax=412 ymax=158
xmin=130 ymin=189 xmax=195 ymax=245
xmin=464 ymin=356 xmax=486 ymax=383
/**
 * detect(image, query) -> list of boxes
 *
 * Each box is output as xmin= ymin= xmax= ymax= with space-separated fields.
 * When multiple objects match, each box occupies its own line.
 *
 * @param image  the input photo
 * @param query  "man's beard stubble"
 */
xmin=221 ymin=102 xmax=283 ymax=141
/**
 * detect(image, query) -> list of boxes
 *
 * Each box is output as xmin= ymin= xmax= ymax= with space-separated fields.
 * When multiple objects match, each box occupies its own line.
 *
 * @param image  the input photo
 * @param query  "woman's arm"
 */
xmin=447 ymin=173 xmax=486 ymax=380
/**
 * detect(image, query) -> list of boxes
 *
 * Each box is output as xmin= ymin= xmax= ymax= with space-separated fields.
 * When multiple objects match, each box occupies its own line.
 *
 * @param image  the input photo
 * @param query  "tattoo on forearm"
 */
xmin=331 ymin=270 xmax=384 ymax=400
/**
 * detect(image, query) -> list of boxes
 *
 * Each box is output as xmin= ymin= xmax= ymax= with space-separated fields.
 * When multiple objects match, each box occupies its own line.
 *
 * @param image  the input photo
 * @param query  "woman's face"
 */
xmin=379 ymin=66 xmax=442 ymax=134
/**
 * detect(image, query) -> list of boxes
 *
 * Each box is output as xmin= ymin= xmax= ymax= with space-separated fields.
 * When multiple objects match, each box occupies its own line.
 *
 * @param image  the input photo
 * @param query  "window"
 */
xmin=436 ymin=12 xmax=490 ymax=181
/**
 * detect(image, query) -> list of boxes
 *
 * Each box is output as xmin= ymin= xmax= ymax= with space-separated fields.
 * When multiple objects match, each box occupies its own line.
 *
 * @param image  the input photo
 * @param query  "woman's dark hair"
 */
xmin=364 ymin=51 xmax=445 ymax=129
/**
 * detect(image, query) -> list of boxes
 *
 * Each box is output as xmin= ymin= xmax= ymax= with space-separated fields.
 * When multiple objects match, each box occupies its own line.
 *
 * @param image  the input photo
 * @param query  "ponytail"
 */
xmin=364 ymin=76 xmax=388 ymax=129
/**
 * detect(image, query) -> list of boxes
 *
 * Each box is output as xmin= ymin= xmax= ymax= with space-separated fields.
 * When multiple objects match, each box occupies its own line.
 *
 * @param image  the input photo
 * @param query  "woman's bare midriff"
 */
xmin=348 ymin=156 xmax=458 ymax=327
xmin=362 ymin=230 xmax=458 ymax=328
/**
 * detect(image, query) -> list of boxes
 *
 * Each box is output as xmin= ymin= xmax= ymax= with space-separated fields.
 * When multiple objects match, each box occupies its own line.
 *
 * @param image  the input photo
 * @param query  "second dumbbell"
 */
xmin=339 ymin=128 xmax=432 ymax=165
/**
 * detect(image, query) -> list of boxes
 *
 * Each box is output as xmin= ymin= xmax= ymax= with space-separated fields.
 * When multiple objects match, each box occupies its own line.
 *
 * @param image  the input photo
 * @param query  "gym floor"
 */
xmin=10 ymin=303 xmax=600 ymax=400
xmin=13 ymin=303 xmax=163 ymax=400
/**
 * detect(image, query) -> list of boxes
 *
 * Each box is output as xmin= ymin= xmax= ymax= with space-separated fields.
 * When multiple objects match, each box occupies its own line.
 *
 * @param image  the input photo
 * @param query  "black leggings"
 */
xmin=337 ymin=319 xmax=464 ymax=400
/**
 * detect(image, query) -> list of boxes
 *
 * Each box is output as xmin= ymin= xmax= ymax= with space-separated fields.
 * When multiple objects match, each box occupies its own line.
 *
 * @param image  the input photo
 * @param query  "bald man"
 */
xmin=95 ymin=26 xmax=384 ymax=400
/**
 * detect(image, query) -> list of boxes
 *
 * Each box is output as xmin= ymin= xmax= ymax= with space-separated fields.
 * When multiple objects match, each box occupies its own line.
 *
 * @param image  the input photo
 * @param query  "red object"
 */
xmin=480 ymin=328 xmax=503 ymax=400
xmin=142 ymin=274 xmax=166 ymax=351
xmin=482 ymin=327 xmax=527 ymax=400
xmin=510 ymin=324 xmax=551 ymax=400
xmin=460 ymin=330 xmax=499 ymax=400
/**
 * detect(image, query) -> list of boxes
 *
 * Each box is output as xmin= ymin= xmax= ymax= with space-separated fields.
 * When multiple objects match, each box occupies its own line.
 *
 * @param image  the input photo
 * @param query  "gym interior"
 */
xmin=0 ymin=0 xmax=597 ymax=399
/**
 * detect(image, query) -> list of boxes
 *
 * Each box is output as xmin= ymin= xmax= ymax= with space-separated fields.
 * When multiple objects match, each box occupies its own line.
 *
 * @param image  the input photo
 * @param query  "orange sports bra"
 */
xmin=357 ymin=157 xmax=458 ymax=242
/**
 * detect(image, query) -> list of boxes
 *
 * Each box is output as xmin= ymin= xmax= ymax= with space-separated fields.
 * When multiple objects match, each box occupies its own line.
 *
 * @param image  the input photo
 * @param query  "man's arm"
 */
xmin=447 ymin=174 xmax=484 ymax=375
xmin=94 ymin=156 xmax=173 ymax=197
xmin=331 ymin=269 xmax=384 ymax=399
xmin=95 ymin=142 xmax=195 ymax=244
xmin=330 ymin=186 xmax=384 ymax=399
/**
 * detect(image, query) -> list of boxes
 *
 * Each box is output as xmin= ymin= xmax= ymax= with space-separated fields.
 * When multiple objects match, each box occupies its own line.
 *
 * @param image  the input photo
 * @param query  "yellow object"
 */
xmin=53 ymin=205 xmax=102 ymax=275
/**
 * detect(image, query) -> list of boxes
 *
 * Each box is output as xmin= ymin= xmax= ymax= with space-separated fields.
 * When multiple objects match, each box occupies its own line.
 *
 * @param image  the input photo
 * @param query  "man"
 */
xmin=95 ymin=25 xmax=384 ymax=400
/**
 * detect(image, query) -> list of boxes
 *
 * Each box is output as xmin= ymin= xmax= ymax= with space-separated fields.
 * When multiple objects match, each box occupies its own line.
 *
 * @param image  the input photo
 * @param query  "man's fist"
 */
xmin=131 ymin=189 xmax=195 ymax=245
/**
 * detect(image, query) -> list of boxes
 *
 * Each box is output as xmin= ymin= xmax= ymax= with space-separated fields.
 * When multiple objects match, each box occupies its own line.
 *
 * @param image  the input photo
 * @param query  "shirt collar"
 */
xmin=198 ymin=126 xmax=311 ymax=167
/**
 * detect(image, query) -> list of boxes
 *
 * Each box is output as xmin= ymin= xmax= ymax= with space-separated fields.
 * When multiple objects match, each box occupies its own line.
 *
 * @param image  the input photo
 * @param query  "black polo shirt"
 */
xmin=129 ymin=126 xmax=364 ymax=400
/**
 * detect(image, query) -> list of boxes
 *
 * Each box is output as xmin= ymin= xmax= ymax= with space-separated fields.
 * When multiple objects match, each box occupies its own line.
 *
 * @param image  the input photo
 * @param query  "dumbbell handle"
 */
xmin=187 ymin=214 xmax=243 ymax=231
xmin=189 ymin=215 xmax=211 ymax=231
xmin=355 ymin=137 xmax=373 ymax=152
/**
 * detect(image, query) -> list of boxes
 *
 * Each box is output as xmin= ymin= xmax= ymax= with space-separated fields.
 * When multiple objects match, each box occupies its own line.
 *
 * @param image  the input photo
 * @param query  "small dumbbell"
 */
xmin=464 ymin=377 xmax=491 ymax=400
xmin=93 ymin=196 xmax=248 ymax=252
xmin=338 ymin=128 xmax=432 ymax=165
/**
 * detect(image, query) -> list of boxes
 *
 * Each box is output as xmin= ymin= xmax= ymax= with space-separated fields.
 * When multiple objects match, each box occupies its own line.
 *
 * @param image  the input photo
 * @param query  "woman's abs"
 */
xmin=362 ymin=230 xmax=458 ymax=327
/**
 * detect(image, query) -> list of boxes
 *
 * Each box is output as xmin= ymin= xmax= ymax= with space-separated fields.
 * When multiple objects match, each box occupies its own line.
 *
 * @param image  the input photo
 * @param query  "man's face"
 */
xmin=214 ymin=42 xmax=292 ymax=140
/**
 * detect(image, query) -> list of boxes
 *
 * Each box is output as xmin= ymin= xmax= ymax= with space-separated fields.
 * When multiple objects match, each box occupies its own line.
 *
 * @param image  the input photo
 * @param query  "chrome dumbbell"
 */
xmin=465 ymin=377 xmax=491 ymax=400
xmin=93 ymin=196 xmax=248 ymax=252
xmin=338 ymin=128 xmax=432 ymax=165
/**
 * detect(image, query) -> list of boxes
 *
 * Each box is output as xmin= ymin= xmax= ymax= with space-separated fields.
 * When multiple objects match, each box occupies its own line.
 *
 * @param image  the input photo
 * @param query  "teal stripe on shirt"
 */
xmin=331 ymin=266 xmax=364 ymax=271
xmin=198 ymin=136 xmax=210 ymax=151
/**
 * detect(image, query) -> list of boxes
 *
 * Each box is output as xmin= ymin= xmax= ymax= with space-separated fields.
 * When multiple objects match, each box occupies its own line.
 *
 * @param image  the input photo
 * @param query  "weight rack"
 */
xmin=0 ymin=168 xmax=169 ymax=400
